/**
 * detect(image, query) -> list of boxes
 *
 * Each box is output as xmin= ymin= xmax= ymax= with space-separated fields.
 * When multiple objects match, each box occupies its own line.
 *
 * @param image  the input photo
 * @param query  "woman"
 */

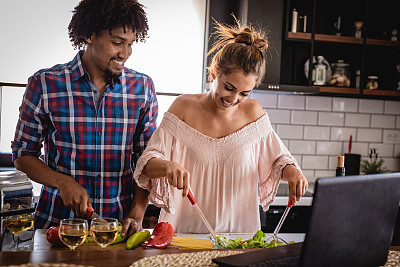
xmin=133 ymin=19 xmax=308 ymax=233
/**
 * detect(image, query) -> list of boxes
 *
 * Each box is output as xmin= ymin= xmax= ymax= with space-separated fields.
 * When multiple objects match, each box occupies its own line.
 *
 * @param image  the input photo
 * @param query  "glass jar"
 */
xmin=329 ymin=60 xmax=351 ymax=87
xmin=366 ymin=76 xmax=379 ymax=90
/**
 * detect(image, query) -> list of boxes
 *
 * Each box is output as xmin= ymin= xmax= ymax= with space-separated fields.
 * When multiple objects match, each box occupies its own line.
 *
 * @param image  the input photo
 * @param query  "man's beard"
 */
xmin=105 ymin=69 xmax=122 ymax=80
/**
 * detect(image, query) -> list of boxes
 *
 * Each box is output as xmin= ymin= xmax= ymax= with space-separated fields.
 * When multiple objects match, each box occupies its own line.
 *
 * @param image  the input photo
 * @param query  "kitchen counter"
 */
xmin=0 ymin=230 xmax=305 ymax=266
xmin=0 ymin=230 xmax=398 ymax=267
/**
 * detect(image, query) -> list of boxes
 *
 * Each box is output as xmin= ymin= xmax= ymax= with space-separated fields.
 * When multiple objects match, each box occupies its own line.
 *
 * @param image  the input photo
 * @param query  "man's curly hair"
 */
xmin=68 ymin=0 xmax=149 ymax=49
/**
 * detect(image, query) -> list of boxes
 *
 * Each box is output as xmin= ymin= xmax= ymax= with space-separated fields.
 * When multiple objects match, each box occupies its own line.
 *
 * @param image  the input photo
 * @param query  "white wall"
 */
xmin=0 ymin=0 xmax=206 ymax=152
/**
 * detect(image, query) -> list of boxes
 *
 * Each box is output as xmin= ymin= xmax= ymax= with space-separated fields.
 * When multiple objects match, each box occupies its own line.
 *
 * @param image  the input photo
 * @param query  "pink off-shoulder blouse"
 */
xmin=133 ymin=112 xmax=300 ymax=233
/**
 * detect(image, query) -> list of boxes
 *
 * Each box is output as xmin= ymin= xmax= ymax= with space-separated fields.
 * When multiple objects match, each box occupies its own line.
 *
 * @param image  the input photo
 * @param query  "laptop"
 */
xmin=212 ymin=172 xmax=400 ymax=267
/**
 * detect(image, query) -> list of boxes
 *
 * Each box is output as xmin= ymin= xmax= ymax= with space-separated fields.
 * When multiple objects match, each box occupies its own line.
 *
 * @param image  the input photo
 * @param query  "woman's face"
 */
xmin=210 ymin=71 xmax=257 ymax=110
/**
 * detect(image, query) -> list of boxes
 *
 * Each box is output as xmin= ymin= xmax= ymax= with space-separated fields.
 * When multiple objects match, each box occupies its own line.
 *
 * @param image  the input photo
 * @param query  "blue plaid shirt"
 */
xmin=12 ymin=51 xmax=158 ymax=228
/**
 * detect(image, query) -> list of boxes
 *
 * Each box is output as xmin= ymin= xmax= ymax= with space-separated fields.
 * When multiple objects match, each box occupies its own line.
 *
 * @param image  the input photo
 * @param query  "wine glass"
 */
xmin=59 ymin=218 xmax=88 ymax=250
xmin=90 ymin=217 xmax=118 ymax=249
xmin=3 ymin=212 xmax=35 ymax=251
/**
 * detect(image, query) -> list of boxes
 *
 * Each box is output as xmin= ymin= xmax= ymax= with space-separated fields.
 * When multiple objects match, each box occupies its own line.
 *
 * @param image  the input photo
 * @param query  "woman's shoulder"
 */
xmin=167 ymin=94 xmax=204 ymax=120
xmin=241 ymin=98 xmax=266 ymax=121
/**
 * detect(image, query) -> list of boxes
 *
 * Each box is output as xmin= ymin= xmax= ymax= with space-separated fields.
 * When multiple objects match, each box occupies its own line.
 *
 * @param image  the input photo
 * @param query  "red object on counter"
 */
xmin=142 ymin=222 xmax=174 ymax=249
xmin=46 ymin=226 xmax=65 ymax=247
xmin=349 ymin=135 xmax=352 ymax=154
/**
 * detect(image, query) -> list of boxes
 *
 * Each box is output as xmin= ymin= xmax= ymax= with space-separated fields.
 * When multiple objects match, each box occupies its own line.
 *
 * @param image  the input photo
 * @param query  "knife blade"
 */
xmin=187 ymin=188 xmax=218 ymax=243
xmin=86 ymin=206 xmax=108 ymax=223
xmin=272 ymin=199 xmax=293 ymax=241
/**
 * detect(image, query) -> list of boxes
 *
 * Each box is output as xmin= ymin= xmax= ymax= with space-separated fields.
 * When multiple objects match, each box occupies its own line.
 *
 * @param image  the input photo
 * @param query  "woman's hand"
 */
xmin=281 ymin=164 xmax=308 ymax=205
xmin=165 ymin=161 xmax=191 ymax=197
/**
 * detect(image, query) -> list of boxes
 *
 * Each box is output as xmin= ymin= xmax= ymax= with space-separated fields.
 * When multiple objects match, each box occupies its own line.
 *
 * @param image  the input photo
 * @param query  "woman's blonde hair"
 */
xmin=207 ymin=17 xmax=269 ymax=86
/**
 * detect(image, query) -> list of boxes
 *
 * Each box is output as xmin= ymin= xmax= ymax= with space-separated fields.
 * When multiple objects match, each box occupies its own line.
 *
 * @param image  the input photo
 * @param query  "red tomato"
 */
xmin=46 ymin=226 xmax=65 ymax=246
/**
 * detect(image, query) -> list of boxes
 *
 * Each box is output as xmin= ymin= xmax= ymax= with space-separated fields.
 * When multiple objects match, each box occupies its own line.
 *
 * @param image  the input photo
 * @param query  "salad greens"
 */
xmin=216 ymin=230 xmax=295 ymax=249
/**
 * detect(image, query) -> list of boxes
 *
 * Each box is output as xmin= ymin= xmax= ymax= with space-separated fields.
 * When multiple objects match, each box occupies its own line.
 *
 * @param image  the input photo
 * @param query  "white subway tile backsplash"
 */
xmin=341 ymin=142 xmax=369 ymax=156
xmin=306 ymin=96 xmax=332 ymax=111
xmin=381 ymin=158 xmax=400 ymax=173
xmin=368 ymin=143 xmax=394 ymax=157
xmin=291 ymin=111 xmax=318 ymax=125
xmin=357 ymin=128 xmax=382 ymax=142
xmin=304 ymin=126 xmax=330 ymax=140
xmin=302 ymin=155 xmax=329 ymax=169
xmin=278 ymin=95 xmax=305 ymax=110
xmin=252 ymin=91 xmax=400 ymax=173
xmin=359 ymin=99 xmax=384 ymax=114
xmin=316 ymin=141 xmax=343 ymax=155
xmin=395 ymin=145 xmax=400 ymax=157
xmin=345 ymin=113 xmax=370 ymax=127
xmin=251 ymin=91 xmax=278 ymax=108
xmin=331 ymin=127 xmax=357 ymax=141
xmin=315 ymin=170 xmax=335 ymax=179
xmin=371 ymin=115 xmax=396 ymax=129
xmin=383 ymin=130 xmax=400 ymax=144
xmin=384 ymin=100 xmax=400 ymax=115
xmin=277 ymin=125 xmax=304 ymax=139
xmin=318 ymin=112 xmax=344 ymax=126
xmin=266 ymin=109 xmax=290 ymax=124
xmin=332 ymin=97 xmax=358 ymax=112
xmin=289 ymin=140 xmax=316 ymax=154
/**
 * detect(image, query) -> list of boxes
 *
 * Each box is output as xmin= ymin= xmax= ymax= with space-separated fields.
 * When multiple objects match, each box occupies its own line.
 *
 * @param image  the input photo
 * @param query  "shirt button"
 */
xmin=97 ymin=174 xmax=101 ymax=178
xmin=97 ymin=154 xmax=101 ymax=158
xmin=96 ymin=195 xmax=101 ymax=199
xmin=98 ymin=132 xmax=102 ymax=136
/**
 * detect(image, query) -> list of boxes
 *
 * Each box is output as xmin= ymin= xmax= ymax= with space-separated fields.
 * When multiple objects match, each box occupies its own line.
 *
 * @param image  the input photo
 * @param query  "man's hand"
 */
xmin=121 ymin=217 xmax=143 ymax=238
xmin=58 ymin=177 xmax=91 ymax=218
xmin=282 ymin=164 xmax=308 ymax=205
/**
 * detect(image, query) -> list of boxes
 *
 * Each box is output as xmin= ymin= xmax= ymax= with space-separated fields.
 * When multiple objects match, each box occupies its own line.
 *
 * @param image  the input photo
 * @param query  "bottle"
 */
xmin=336 ymin=155 xmax=345 ymax=176
xmin=314 ymin=56 xmax=327 ymax=85
xmin=354 ymin=21 xmax=363 ymax=38
xmin=291 ymin=9 xmax=298 ymax=33
xmin=355 ymin=69 xmax=361 ymax=89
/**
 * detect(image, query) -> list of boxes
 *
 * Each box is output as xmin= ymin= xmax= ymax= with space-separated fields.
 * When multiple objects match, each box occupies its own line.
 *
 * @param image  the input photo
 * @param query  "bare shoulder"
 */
xmin=241 ymin=98 xmax=266 ymax=121
xmin=167 ymin=94 xmax=202 ymax=120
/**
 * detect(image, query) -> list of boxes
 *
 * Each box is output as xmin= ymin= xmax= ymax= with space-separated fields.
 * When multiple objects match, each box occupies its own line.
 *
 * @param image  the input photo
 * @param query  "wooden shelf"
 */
xmin=318 ymin=86 xmax=360 ymax=95
xmin=363 ymin=89 xmax=400 ymax=97
xmin=287 ymin=33 xmax=400 ymax=47
xmin=314 ymin=34 xmax=363 ymax=44
xmin=287 ymin=32 xmax=311 ymax=40
xmin=366 ymin=39 xmax=400 ymax=47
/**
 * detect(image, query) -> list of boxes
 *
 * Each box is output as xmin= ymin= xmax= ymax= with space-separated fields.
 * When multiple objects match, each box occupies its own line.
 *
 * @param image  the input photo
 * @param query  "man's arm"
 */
xmin=14 ymin=155 xmax=91 ymax=218
xmin=120 ymin=182 xmax=149 ymax=237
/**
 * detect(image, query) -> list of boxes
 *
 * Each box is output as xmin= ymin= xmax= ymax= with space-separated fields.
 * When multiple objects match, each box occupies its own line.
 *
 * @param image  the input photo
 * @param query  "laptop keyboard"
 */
xmin=247 ymin=254 xmax=300 ymax=267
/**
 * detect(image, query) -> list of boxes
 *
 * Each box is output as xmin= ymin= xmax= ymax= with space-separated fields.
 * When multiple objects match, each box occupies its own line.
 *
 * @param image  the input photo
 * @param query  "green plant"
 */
xmin=360 ymin=158 xmax=388 ymax=174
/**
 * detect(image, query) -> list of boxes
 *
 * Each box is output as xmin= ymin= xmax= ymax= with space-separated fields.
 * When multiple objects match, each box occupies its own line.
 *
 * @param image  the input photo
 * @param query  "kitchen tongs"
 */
xmin=272 ymin=198 xmax=293 ymax=241
xmin=187 ymin=188 xmax=218 ymax=243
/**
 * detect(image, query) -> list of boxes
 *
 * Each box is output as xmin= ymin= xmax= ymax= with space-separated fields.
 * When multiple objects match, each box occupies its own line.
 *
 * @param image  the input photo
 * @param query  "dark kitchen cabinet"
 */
xmin=204 ymin=0 xmax=400 ymax=100
xmin=283 ymin=0 xmax=400 ymax=99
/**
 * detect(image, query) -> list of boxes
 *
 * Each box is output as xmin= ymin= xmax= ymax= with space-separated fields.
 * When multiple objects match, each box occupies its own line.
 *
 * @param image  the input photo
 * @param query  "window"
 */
xmin=0 ymin=0 xmax=207 ymax=152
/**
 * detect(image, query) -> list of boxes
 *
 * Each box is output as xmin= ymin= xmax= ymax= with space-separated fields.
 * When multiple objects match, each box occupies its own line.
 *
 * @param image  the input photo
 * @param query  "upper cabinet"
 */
xmin=205 ymin=0 xmax=400 ymax=100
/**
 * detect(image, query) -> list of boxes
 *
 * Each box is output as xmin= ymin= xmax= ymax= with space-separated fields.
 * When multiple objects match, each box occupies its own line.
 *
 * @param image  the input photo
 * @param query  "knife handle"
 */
xmin=187 ymin=188 xmax=197 ymax=205
xmin=288 ymin=198 xmax=293 ymax=208
xmin=86 ymin=206 xmax=94 ymax=218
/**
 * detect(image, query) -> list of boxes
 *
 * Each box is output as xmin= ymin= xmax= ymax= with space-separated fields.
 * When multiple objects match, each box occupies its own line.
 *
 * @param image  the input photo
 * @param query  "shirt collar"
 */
xmin=70 ymin=50 xmax=123 ymax=87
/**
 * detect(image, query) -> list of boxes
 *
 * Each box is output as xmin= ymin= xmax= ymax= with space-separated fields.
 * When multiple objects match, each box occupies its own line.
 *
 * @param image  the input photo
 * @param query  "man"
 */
xmin=11 ymin=0 xmax=157 ymax=238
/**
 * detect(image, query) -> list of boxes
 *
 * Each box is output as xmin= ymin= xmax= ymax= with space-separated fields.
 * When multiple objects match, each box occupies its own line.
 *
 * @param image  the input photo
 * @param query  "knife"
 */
xmin=272 ymin=198 xmax=293 ymax=241
xmin=86 ymin=206 xmax=108 ymax=223
xmin=187 ymin=188 xmax=218 ymax=243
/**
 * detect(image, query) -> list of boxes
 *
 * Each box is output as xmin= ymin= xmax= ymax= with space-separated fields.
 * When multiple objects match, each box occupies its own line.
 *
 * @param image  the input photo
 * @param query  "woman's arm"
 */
xmin=143 ymin=158 xmax=190 ymax=197
xmin=281 ymin=164 xmax=308 ymax=204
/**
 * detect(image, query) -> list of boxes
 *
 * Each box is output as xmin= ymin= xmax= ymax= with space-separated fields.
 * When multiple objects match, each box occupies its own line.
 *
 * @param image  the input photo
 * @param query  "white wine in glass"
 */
xmin=59 ymin=218 xmax=88 ymax=250
xmin=4 ymin=213 xmax=34 ymax=251
xmin=90 ymin=217 xmax=118 ymax=249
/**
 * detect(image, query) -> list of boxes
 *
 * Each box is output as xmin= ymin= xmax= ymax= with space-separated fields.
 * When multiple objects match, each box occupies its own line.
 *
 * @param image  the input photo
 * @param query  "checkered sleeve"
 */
xmin=132 ymin=76 xmax=158 ymax=167
xmin=11 ymin=74 xmax=45 ymax=160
